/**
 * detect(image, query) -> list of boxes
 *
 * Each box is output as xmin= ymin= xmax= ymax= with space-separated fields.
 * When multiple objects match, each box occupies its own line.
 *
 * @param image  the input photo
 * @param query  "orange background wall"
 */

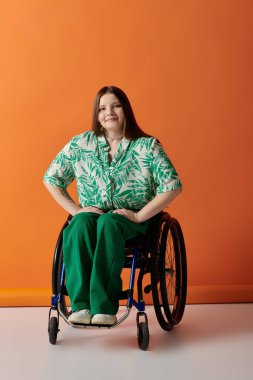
xmin=1 ymin=0 xmax=253 ymax=306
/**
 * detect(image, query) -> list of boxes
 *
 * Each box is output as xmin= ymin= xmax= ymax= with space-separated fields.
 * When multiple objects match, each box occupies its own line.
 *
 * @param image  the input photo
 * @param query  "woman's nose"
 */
xmin=106 ymin=107 xmax=114 ymax=116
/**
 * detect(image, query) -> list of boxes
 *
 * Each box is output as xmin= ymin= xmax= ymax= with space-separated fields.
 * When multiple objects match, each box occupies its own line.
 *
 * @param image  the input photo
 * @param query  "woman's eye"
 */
xmin=99 ymin=104 xmax=121 ymax=112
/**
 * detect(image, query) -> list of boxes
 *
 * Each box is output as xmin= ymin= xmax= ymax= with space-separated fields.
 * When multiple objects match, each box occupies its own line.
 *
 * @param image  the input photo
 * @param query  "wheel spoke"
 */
xmin=163 ymin=228 xmax=177 ymax=314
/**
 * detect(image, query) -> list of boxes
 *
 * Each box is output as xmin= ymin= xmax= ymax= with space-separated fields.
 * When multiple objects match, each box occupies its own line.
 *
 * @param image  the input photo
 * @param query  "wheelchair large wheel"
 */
xmin=57 ymin=246 xmax=71 ymax=318
xmin=51 ymin=219 xmax=71 ymax=320
xmin=151 ymin=213 xmax=187 ymax=330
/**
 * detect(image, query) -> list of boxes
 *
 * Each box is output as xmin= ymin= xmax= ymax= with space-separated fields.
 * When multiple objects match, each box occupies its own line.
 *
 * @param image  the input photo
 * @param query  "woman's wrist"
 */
xmin=72 ymin=206 xmax=82 ymax=215
xmin=135 ymin=212 xmax=144 ymax=223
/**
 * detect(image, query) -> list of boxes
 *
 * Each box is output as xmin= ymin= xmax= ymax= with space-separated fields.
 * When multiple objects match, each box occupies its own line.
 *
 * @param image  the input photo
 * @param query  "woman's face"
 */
xmin=98 ymin=93 xmax=125 ymax=135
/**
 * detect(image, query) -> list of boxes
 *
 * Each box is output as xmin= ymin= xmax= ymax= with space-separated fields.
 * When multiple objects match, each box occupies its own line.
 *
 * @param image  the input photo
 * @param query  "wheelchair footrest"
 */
xmin=70 ymin=321 xmax=115 ymax=328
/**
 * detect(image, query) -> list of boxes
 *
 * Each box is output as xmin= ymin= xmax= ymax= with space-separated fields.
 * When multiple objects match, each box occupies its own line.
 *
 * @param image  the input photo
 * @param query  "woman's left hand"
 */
xmin=112 ymin=208 xmax=139 ymax=223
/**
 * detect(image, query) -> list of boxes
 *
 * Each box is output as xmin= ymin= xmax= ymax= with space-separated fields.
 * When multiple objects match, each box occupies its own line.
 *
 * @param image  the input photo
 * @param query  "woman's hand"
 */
xmin=112 ymin=208 xmax=139 ymax=223
xmin=74 ymin=206 xmax=104 ymax=215
xmin=113 ymin=189 xmax=182 ymax=223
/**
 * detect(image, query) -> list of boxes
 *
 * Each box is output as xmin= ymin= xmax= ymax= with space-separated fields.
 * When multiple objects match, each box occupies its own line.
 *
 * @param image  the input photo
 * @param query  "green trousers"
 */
xmin=62 ymin=212 xmax=149 ymax=315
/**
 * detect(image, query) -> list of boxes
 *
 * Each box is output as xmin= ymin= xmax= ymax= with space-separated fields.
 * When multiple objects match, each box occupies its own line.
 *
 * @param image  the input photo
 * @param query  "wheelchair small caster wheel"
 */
xmin=137 ymin=322 xmax=149 ymax=350
xmin=136 ymin=312 xmax=149 ymax=350
xmin=48 ymin=316 xmax=59 ymax=345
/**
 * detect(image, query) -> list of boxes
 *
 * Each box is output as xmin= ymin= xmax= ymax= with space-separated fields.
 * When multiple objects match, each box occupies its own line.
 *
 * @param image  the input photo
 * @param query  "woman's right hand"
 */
xmin=74 ymin=206 xmax=104 ymax=216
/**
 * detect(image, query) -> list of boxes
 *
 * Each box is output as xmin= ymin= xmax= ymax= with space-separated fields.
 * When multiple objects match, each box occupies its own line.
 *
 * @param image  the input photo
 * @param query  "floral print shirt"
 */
xmin=43 ymin=131 xmax=182 ymax=211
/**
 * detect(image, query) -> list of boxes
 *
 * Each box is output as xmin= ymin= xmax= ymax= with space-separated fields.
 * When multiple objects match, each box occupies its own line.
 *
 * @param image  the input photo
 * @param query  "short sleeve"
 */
xmin=150 ymin=139 xmax=182 ymax=193
xmin=43 ymin=140 xmax=75 ymax=189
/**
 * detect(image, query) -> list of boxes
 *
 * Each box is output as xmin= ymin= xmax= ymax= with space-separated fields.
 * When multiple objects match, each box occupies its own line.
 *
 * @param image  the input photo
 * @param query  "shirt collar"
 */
xmin=97 ymin=133 xmax=131 ymax=151
xmin=120 ymin=136 xmax=131 ymax=151
xmin=97 ymin=134 xmax=108 ymax=148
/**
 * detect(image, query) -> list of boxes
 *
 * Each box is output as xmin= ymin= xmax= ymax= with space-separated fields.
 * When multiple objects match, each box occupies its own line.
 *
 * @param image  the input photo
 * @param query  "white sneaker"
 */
xmin=68 ymin=309 xmax=92 ymax=324
xmin=91 ymin=314 xmax=117 ymax=326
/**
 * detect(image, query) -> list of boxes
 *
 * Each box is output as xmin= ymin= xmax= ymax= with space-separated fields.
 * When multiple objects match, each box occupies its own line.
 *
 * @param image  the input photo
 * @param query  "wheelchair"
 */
xmin=48 ymin=211 xmax=187 ymax=350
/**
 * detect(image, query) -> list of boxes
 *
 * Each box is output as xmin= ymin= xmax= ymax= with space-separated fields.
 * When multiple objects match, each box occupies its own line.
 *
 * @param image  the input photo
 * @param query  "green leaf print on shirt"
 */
xmin=44 ymin=131 xmax=182 ymax=210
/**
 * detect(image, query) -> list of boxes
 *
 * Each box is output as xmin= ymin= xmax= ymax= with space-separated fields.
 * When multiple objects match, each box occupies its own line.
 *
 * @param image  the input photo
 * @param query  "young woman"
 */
xmin=43 ymin=86 xmax=182 ymax=325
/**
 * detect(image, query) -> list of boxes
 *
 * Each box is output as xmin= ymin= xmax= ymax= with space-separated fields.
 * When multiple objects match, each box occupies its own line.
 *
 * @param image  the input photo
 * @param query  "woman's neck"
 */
xmin=104 ymin=131 xmax=124 ymax=142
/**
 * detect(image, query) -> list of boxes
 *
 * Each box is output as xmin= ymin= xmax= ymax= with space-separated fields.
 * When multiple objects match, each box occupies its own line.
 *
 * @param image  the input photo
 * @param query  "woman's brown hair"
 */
xmin=91 ymin=86 xmax=152 ymax=140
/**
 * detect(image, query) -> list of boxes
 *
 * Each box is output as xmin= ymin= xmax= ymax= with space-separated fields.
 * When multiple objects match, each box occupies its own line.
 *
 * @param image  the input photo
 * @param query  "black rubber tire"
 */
xmin=151 ymin=213 xmax=187 ymax=330
xmin=49 ymin=316 xmax=59 ymax=345
xmin=51 ymin=216 xmax=72 ymax=320
xmin=161 ymin=217 xmax=187 ymax=325
xmin=57 ymin=247 xmax=70 ymax=318
xmin=137 ymin=322 xmax=149 ymax=351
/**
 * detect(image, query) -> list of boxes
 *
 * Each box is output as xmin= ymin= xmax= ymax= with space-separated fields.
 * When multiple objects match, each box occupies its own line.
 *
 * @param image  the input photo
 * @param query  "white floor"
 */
xmin=0 ymin=304 xmax=253 ymax=380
